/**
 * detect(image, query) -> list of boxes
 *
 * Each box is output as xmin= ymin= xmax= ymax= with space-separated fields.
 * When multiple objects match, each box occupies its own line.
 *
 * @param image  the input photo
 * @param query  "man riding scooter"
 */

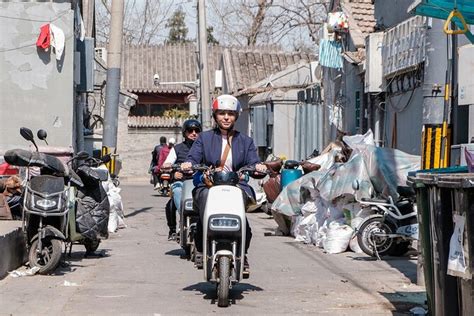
xmin=161 ymin=119 xmax=202 ymax=240
xmin=181 ymin=95 xmax=267 ymax=274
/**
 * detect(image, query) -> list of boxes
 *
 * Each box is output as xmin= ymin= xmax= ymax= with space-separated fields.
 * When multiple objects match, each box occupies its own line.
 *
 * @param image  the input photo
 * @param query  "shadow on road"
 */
xmin=125 ymin=207 xmax=153 ymax=218
xmin=351 ymin=254 xmax=418 ymax=284
xmin=183 ymin=281 xmax=264 ymax=305
xmin=52 ymin=248 xmax=111 ymax=276
xmin=379 ymin=291 xmax=427 ymax=315
xmin=165 ymin=248 xmax=185 ymax=257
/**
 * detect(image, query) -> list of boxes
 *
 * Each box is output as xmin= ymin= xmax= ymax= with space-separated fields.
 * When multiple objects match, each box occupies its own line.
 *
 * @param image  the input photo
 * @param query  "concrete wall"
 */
xmin=374 ymin=0 xmax=414 ymax=28
xmin=116 ymin=106 xmax=182 ymax=178
xmin=342 ymin=64 xmax=364 ymax=135
xmin=0 ymin=2 xmax=74 ymax=154
xmin=376 ymin=3 xmax=471 ymax=150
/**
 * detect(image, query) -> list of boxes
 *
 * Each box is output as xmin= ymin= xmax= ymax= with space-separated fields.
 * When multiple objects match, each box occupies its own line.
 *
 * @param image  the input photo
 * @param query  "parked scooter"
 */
xmin=191 ymin=165 xmax=265 ymax=307
xmin=352 ymin=180 xmax=418 ymax=258
xmin=4 ymin=127 xmax=109 ymax=274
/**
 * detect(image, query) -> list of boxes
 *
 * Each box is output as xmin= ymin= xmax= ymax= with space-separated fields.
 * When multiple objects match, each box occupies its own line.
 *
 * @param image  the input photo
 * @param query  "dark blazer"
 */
xmin=187 ymin=128 xmax=260 ymax=170
xmin=186 ymin=128 xmax=260 ymax=197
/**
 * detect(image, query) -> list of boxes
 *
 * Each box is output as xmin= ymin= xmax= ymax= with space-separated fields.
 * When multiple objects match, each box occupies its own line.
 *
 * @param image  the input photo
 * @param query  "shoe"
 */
xmin=154 ymin=183 xmax=160 ymax=190
xmin=168 ymin=230 xmax=176 ymax=240
xmin=243 ymin=256 xmax=250 ymax=279
xmin=195 ymin=251 xmax=203 ymax=269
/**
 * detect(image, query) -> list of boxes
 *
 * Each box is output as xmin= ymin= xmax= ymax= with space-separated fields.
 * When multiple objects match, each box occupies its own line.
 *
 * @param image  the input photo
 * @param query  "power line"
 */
xmin=0 ymin=9 xmax=70 ymax=23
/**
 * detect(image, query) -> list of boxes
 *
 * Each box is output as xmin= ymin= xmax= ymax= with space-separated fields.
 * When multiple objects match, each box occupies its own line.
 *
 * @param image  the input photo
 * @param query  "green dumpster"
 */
xmin=409 ymin=166 xmax=469 ymax=316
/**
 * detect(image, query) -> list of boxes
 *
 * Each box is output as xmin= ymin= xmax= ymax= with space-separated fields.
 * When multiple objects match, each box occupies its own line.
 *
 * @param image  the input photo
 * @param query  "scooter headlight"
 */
xmin=209 ymin=216 xmax=240 ymax=231
xmin=35 ymin=198 xmax=57 ymax=210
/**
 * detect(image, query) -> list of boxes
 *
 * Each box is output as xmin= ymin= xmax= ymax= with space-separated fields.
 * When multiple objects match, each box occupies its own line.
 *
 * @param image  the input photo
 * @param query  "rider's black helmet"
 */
xmin=182 ymin=119 xmax=202 ymax=137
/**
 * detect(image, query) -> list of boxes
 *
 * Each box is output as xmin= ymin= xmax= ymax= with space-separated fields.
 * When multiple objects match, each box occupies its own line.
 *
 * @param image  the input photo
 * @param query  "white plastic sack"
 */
xmin=447 ymin=214 xmax=469 ymax=278
xmin=349 ymin=235 xmax=363 ymax=253
xmin=323 ymin=220 xmax=354 ymax=254
xmin=107 ymin=185 xmax=126 ymax=233
xmin=294 ymin=213 xmax=317 ymax=244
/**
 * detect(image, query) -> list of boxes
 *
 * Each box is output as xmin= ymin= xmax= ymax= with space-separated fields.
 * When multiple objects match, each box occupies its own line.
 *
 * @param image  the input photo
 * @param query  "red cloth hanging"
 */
xmin=36 ymin=23 xmax=51 ymax=49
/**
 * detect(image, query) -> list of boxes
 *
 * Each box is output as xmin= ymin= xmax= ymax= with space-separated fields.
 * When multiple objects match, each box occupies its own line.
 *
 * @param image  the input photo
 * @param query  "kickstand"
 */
xmin=68 ymin=243 xmax=73 ymax=257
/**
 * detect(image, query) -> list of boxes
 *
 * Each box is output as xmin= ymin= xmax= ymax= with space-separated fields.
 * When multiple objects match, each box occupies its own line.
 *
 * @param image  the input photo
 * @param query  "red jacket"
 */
xmin=156 ymin=145 xmax=171 ymax=172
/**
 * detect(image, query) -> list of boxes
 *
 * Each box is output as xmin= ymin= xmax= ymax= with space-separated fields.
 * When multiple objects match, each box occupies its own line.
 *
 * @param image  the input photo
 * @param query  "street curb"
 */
xmin=0 ymin=224 xmax=27 ymax=279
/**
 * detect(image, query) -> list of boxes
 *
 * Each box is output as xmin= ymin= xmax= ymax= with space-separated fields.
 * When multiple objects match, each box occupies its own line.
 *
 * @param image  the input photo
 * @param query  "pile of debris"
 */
xmin=271 ymin=130 xmax=420 ymax=254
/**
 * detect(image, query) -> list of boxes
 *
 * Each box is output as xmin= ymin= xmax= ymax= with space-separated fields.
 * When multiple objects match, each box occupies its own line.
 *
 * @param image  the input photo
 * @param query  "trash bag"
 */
xmin=75 ymin=182 xmax=110 ymax=240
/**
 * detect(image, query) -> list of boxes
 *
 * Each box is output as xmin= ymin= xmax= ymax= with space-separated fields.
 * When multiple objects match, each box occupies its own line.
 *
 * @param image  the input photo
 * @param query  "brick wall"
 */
xmin=117 ymin=107 xmax=184 ymax=178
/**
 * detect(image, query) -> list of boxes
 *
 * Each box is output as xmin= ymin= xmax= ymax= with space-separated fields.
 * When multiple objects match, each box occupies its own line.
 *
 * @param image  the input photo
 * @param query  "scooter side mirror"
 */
xmin=352 ymin=180 xmax=360 ymax=191
xmin=37 ymin=129 xmax=48 ymax=145
xmin=37 ymin=129 xmax=48 ymax=140
xmin=20 ymin=127 xmax=38 ymax=151
xmin=20 ymin=127 xmax=34 ymax=142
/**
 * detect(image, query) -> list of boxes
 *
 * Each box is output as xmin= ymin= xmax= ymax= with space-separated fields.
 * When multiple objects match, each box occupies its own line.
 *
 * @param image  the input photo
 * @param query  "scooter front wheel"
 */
xmin=217 ymin=256 xmax=231 ymax=307
xmin=357 ymin=217 xmax=396 ymax=257
xmin=29 ymin=237 xmax=63 ymax=274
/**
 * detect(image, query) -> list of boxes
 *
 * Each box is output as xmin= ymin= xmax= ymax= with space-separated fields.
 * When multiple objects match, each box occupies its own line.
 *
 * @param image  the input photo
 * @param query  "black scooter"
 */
xmin=5 ymin=127 xmax=110 ymax=274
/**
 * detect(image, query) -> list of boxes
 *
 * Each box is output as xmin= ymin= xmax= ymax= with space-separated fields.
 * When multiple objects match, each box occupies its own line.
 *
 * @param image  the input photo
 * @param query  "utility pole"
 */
xmin=198 ymin=0 xmax=211 ymax=130
xmin=103 ymin=0 xmax=124 ymax=174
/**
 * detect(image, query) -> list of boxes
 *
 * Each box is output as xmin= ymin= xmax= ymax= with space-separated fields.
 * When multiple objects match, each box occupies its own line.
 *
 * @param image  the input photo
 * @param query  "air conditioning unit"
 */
xmin=365 ymin=32 xmax=384 ymax=93
xmin=458 ymin=44 xmax=474 ymax=106
xmin=309 ymin=61 xmax=321 ymax=83
xmin=95 ymin=47 xmax=107 ymax=64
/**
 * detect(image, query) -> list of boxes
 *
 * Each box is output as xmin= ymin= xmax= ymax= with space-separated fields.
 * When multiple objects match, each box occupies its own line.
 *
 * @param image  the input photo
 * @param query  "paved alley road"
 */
xmin=0 ymin=182 xmax=425 ymax=315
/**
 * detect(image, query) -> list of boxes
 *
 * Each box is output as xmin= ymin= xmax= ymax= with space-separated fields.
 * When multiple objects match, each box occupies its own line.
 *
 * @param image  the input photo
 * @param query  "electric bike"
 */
xmin=352 ymin=180 xmax=418 ymax=258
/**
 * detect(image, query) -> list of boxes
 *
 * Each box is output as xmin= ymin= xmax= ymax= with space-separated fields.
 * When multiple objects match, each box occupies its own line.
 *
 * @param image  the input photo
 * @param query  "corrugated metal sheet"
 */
xmin=294 ymin=102 xmax=324 ymax=161
xmin=251 ymin=105 xmax=267 ymax=147
xmin=382 ymin=16 xmax=427 ymax=77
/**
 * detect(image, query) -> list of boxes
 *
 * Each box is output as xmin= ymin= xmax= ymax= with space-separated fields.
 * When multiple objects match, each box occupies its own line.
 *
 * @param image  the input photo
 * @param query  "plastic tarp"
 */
xmin=272 ymin=130 xmax=420 ymax=217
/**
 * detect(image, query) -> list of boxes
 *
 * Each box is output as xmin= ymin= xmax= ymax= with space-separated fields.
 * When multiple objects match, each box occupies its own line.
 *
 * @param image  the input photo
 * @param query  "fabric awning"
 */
xmin=409 ymin=0 xmax=474 ymax=42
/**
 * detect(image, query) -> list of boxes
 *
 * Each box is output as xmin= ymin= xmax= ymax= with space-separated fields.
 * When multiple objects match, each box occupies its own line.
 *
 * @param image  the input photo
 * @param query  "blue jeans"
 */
xmin=171 ymin=181 xmax=183 ymax=211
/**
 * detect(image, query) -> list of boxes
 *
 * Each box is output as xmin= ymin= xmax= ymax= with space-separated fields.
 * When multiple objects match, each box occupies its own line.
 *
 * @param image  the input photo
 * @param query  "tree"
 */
xmin=166 ymin=7 xmax=189 ymax=44
xmin=96 ymin=0 xmax=176 ymax=45
xmin=207 ymin=26 xmax=219 ymax=45
xmin=208 ymin=0 xmax=329 ymax=50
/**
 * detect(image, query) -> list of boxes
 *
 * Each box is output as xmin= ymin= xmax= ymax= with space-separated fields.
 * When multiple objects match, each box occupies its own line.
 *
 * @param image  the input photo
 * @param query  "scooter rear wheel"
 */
xmin=217 ymin=256 xmax=231 ymax=307
xmin=29 ymin=237 xmax=63 ymax=275
xmin=357 ymin=217 xmax=396 ymax=257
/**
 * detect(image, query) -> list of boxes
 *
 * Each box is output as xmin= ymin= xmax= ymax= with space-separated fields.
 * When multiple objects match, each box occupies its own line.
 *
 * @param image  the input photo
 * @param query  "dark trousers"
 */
xmin=193 ymin=186 xmax=252 ymax=253
xmin=165 ymin=199 xmax=176 ymax=232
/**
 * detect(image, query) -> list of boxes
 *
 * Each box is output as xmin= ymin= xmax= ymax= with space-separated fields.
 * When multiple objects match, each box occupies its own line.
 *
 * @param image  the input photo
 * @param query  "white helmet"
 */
xmin=168 ymin=137 xmax=176 ymax=145
xmin=212 ymin=95 xmax=242 ymax=114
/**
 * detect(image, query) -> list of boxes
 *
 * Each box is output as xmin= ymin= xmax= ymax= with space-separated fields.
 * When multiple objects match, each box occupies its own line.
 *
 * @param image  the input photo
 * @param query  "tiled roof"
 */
xmin=341 ymin=0 xmax=376 ymax=48
xmin=121 ymin=43 xmax=223 ymax=94
xmin=222 ymin=47 xmax=317 ymax=94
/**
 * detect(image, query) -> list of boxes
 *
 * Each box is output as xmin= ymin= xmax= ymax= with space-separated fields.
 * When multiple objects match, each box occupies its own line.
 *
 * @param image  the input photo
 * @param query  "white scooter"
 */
xmin=199 ymin=166 xmax=261 ymax=307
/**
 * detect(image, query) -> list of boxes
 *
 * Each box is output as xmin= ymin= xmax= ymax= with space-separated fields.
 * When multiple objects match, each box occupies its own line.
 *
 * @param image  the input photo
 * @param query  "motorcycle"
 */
xmin=4 ymin=127 xmax=110 ymax=274
xmin=352 ymin=179 xmax=418 ymax=258
xmin=193 ymin=165 xmax=265 ymax=307
xmin=159 ymin=170 xmax=172 ymax=196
